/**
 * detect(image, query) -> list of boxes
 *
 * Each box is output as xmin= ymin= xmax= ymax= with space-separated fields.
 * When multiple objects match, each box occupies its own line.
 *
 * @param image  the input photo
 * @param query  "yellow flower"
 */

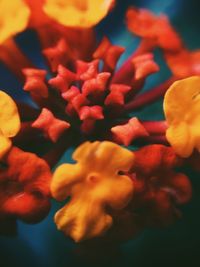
xmin=0 ymin=91 xmax=21 ymax=158
xmin=43 ymin=0 xmax=115 ymax=28
xmin=0 ymin=0 xmax=30 ymax=44
xmin=51 ymin=141 xmax=134 ymax=242
xmin=164 ymin=76 xmax=200 ymax=157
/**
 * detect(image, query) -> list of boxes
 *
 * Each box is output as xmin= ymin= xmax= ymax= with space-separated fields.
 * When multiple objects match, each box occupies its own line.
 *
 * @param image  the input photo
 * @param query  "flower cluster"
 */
xmin=0 ymin=0 xmax=199 ymax=244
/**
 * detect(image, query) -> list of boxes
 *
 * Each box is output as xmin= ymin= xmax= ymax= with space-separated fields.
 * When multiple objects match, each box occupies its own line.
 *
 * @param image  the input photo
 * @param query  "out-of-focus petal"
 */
xmin=0 ymin=0 xmax=30 ymax=43
xmin=126 ymin=7 xmax=182 ymax=51
xmin=43 ymin=0 xmax=115 ymax=28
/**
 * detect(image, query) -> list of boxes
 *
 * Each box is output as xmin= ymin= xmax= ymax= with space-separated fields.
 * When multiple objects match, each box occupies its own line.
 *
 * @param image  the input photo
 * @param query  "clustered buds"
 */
xmin=0 ymin=1 xmax=198 ymax=246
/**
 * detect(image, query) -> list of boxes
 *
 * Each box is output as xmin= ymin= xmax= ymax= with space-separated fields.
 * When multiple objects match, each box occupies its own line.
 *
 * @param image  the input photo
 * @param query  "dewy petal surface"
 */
xmin=0 ymin=0 xmax=30 ymax=43
xmin=164 ymin=76 xmax=200 ymax=157
xmin=51 ymin=141 xmax=134 ymax=242
xmin=43 ymin=0 xmax=115 ymax=28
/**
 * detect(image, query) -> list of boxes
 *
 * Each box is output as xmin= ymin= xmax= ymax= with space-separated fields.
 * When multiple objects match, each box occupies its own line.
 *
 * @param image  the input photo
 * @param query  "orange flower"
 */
xmin=0 ymin=91 xmax=20 ymax=158
xmin=126 ymin=7 xmax=182 ymax=52
xmin=51 ymin=141 xmax=134 ymax=242
xmin=165 ymin=49 xmax=200 ymax=78
xmin=43 ymin=0 xmax=115 ymax=28
xmin=164 ymin=76 xmax=200 ymax=157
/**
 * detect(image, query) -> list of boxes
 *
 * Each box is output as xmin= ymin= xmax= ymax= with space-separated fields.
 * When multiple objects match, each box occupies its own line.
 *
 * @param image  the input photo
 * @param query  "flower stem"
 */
xmin=0 ymin=38 xmax=34 ymax=80
xmin=138 ymin=135 xmax=168 ymax=145
xmin=111 ymin=39 xmax=155 ymax=84
xmin=42 ymin=132 xmax=73 ymax=168
xmin=124 ymin=76 xmax=177 ymax=111
xmin=142 ymin=120 xmax=168 ymax=135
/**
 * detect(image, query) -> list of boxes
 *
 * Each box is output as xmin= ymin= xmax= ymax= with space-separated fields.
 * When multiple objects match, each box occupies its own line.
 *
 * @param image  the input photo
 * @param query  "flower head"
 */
xmin=0 ymin=91 xmax=20 ymax=159
xmin=164 ymin=76 xmax=200 ymax=157
xmin=51 ymin=141 xmax=134 ymax=242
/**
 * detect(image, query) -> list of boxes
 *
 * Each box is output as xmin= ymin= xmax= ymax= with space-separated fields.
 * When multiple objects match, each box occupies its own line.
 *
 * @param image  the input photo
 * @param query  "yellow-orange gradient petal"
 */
xmin=164 ymin=76 xmax=200 ymax=157
xmin=51 ymin=141 xmax=134 ymax=242
xmin=0 ymin=131 xmax=11 ymax=159
xmin=0 ymin=0 xmax=30 ymax=44
xmin=0 ymin=91 xmax=20 ymax=138
xmin=43 ymin=0 xmax=115 ymax=28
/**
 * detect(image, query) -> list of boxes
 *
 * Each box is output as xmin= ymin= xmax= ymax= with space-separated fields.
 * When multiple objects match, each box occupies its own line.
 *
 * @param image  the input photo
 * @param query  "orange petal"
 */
xmin=43 ymin=0 xmax=115 ymax=28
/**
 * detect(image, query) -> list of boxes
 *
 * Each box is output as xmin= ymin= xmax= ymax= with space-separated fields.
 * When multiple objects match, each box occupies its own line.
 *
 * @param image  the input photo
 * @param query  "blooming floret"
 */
xmin=51 ymin=141 xmax=134 ymax=242
xmin=164 ymin=76 xmax=200 ymax=157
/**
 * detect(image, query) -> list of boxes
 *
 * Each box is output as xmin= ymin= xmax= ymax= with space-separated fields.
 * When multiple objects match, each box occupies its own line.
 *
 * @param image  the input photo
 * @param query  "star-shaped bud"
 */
xmin=43 ymin=39 xmax=73 ymax=72
xmin=32 ymin=108 xmax=70 ymax=142
xmin=93 ymin=36 xmax=125 ymax=70
xmin=82 ymin=72 xmax=111 ymax=96
xmin=79 ymin=105 xmax=104 ymax=120
xmin=48 ymin=65 xmax=76 ymax=93
xmin=105 ymin=84 xmax=131 ymax=106
xmin=23 ymin=68 xmax=48 ymax=98
xmin=76 ymin=59 xmax=99 ymax=80
xmin=111 ymin=117 xmax=149 ymax=146
xmin=132 ymin=53 xmax=159 ymax=80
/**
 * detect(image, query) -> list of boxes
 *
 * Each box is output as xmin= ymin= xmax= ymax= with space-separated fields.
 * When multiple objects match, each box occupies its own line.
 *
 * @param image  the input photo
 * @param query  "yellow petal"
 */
xmin=51 ymin=141 xmax=134 ymax=241
xmin=0 ymin=0 xmax=30 ymax=44
xmin=164 ymin=76 xmax=200 ymax=157
xmin=164 ymin=76 xmax=200 ymax=124
xmin=0 ymin=91 xmax=21 ymax=137
xmin=0 ymin=131 xmax=11 ymax=159
xmin=166 ymin=123 xmax=193 ymax=158
xmin=43 ymin=0 xmax=115 ymax=28
xmin=51 ymin=163 xmax=81 ymax=201
xmin=93 ymin=141 xmax=134 ymax=173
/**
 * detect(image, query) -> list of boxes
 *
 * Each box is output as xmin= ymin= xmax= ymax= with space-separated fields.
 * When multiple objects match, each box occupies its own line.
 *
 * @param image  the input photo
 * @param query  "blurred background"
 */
xmin=0 ymin=0 xmax=200 ymax=266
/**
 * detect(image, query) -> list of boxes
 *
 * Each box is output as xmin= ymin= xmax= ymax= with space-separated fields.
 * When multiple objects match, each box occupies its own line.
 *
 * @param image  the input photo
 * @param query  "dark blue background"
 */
xmin=0 ymin=1 xmax=200 ymax=266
